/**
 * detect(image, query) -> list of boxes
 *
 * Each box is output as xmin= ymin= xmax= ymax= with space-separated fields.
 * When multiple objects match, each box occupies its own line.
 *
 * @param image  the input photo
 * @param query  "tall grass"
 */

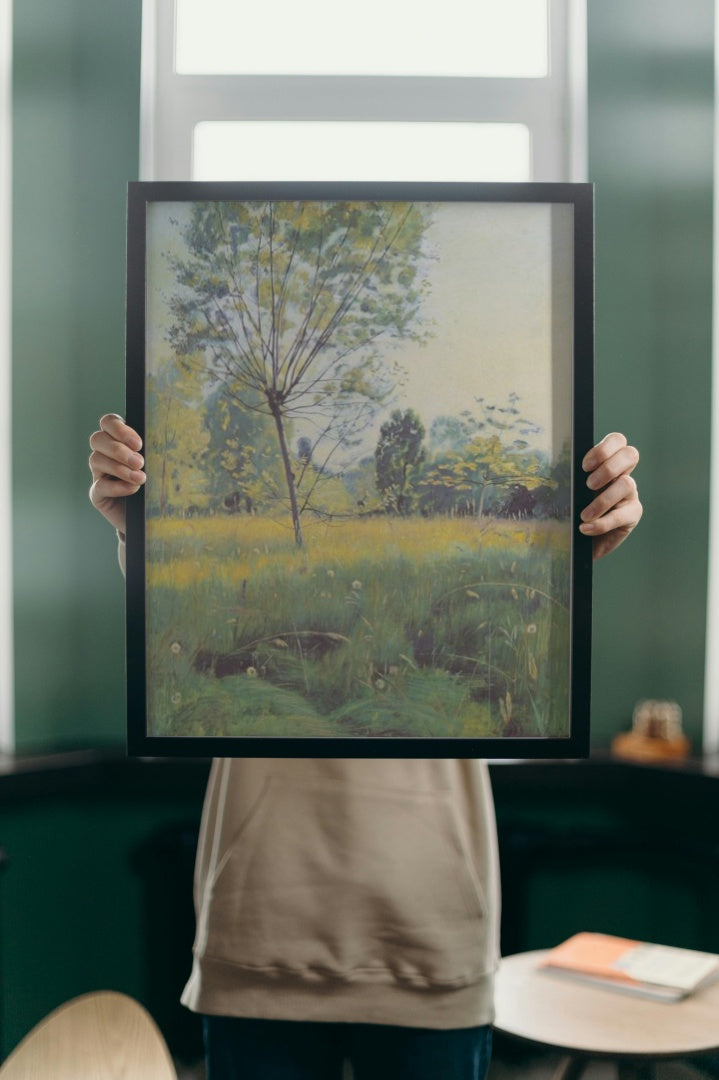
xmin=146 ymin=514 xmax=571 ymax=740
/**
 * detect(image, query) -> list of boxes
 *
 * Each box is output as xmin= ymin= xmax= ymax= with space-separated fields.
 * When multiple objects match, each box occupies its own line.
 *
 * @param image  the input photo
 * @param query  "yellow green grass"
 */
xmin=146 ymin=514 xmax=571 ymax=741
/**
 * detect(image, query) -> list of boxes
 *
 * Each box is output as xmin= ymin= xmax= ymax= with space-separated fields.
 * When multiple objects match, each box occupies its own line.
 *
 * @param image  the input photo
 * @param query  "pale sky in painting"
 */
xmin=145 ymin=199 xmax=573 ymax=461
xmin=386 ymin=202 xmax=573 ymax=458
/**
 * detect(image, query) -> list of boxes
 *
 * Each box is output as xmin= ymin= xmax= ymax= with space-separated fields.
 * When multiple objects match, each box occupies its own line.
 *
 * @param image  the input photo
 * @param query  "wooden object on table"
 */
xmin=611 ymin=700 xmax=690 ymax=762
xmin=0 ymin=991 xmax=177 ymax=1079
xmin=494 ymin=949 xmax=719 ymax=1080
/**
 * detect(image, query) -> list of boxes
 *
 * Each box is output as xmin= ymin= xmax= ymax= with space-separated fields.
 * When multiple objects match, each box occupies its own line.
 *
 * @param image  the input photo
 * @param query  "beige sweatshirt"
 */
xmin=120 ymin=538 xmax=501 ymax=1029
xmin=180 ymin=756 xmax=501 ymax=1029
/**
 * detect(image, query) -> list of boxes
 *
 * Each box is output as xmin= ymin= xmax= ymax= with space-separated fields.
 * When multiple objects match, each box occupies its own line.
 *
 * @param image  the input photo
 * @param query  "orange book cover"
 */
xmin=541 ymin=933 xmax=641 ymax=985
xmin=540 ymin=932 xmax=719 ymax=1001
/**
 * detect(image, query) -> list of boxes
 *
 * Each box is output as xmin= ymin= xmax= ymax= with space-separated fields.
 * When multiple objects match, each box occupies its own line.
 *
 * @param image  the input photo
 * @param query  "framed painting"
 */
xmin=126 ymin=181 xmax=593 ymax=757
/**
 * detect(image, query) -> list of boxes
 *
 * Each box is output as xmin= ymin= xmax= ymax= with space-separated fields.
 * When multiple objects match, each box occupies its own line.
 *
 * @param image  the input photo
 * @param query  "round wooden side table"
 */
xmin=494 ymin=949 xmax=719 ymax=1080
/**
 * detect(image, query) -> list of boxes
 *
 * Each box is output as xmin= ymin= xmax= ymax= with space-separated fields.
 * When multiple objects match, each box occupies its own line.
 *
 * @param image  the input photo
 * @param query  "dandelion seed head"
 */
xmin=246 ymin=666 xmax=258 ymax=678
xmin=170 ymin=641 xmax=182 ymax=654
xmin=526 ymin=624 xmax=537 ymax=634
xmin=351 ymin=580 xmax=362 ymax=591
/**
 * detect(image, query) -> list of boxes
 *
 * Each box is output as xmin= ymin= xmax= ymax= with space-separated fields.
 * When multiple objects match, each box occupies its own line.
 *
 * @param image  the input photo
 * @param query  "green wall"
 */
xmin=0 ymin=796 xmax=195 ymax=1055
xmin=10 ymin=0 xmax=716 ymax=752
xmin=0 ymin=768 xmax=207 ymax=1059
xmin=12 ymin=0 xmax=142 ymax=752
xmin=587 ymin=0 xmax=714 ymax=749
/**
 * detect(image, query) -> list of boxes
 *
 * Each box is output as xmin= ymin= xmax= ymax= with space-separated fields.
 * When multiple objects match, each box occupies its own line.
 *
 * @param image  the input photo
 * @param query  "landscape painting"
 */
xmin=125 ymin=182 xmax=593 ymax=756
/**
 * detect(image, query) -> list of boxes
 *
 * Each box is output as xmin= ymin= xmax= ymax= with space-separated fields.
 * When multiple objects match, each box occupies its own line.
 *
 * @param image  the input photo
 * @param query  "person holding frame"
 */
xmin=89 ymin=419 xmax=640 ymax=1080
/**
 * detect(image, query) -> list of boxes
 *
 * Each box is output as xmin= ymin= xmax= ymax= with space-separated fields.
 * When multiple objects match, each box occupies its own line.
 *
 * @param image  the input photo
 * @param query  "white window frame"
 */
xmin=0 ymin=0 xmax=13 ymax=752
xmin=141 ymin=0 xmax=587 ymax=184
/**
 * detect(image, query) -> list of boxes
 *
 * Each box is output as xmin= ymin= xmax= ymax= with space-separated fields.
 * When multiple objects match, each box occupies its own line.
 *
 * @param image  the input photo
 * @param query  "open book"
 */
xmin=540 ymin=932 xmax=719 ymax=1002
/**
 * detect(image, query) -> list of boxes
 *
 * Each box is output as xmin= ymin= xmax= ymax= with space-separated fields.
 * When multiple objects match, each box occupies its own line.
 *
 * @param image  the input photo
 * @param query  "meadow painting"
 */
xmin=125 ymin=182 xmax=593 ymax=756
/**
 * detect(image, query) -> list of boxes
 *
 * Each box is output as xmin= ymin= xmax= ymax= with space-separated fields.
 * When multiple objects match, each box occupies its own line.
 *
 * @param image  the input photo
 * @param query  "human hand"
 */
xmin=88 ymin=414 xmax=146 ymax=536
xmin=580 ymin=432 xmax=642 ymax=560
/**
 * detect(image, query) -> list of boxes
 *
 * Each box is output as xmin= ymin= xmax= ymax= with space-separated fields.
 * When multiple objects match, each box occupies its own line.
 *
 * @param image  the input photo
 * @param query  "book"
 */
xmin=539 ymin=932 xmax=719 ymax=1002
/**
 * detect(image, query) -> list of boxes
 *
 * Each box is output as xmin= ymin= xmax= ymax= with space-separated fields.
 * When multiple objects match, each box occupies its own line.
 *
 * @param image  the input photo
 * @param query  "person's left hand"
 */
xmin=580 ymin=433 xmax=642 ymax=560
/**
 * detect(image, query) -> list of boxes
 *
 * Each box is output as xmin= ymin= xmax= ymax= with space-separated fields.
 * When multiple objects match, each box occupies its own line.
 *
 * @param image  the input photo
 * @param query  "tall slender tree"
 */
xmin=166 ymin=200 xmax=431 ymax=545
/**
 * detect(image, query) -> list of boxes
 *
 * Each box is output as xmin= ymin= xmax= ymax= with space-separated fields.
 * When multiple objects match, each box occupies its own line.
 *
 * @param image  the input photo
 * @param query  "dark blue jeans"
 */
xmin=203 ymin=1015 xmax=493 ymax=1080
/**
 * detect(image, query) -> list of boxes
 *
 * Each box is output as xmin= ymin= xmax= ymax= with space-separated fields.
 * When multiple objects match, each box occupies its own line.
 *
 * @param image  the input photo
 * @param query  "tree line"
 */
xmin=146 ymin=370 xmax=570 ymax=525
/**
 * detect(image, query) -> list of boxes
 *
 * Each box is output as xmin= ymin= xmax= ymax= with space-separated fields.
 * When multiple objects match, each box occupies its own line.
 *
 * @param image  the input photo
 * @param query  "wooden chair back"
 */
xmin=0 ymin=991 xmax=178 ymax=1079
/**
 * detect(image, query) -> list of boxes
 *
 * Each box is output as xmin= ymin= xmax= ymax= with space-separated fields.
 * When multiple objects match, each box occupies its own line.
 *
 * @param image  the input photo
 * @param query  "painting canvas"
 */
xmin=126 ymin=181 xmax=593 ymax=757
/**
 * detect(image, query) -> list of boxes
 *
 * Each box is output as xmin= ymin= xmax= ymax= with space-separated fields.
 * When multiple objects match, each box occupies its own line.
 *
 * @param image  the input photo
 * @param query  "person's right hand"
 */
xmin=88 ymin=414 xmax=146 ymax=536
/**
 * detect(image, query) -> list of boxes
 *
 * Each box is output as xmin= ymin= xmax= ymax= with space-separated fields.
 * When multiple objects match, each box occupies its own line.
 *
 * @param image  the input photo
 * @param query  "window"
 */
xmin=192 ymin=121 xmax=532 ymax=182
xmin=174 ymin=0 xmax=549 ymax=78
xmin=141 ymin=0 xmax=587 ymax=183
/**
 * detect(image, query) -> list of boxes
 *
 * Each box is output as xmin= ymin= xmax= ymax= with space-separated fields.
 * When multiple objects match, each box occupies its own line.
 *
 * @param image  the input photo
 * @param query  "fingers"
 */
xmin=580 ymin=432 xmax=642 ymax=560
xmin=89 ymin=474 xmax=144 ymax=507
xmin=580 ymin=493 xmax=643 ymax=539
xmin=95 ymin=413 xmax=143 ymax=452
xmin=88 ymin=440 xmax=146 ymax=486
xmin=581 ymin=431 xmax=630 ymax=471
xmin=580 ymin=474 xmax=639 ymax=528
xmin=582 ymin=433 xmax=639 ymax=491
xmin=88 ymin=415 xmax=145 ymax=531
xmin=89 ymin=415 xmax=145 ymax=486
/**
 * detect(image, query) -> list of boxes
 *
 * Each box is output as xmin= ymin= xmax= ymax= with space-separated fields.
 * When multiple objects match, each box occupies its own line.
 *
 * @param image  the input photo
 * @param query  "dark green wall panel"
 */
xmin=587 ymin=0 xmax=714 ymax=748
xmin=12 ymin=0 xmax=142 ymax=750
xmin=0 ymin=783 xmax=205 ymax=1058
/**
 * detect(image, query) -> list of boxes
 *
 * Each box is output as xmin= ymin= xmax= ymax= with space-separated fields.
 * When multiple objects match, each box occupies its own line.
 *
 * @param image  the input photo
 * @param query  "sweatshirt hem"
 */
xmin=181 ymin=957 xmax=497 ymax=1029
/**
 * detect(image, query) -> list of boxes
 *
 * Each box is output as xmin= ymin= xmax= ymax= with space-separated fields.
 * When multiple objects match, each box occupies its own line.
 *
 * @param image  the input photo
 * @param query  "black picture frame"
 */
xmin=126 ymin=181 xmax=593 ymax=758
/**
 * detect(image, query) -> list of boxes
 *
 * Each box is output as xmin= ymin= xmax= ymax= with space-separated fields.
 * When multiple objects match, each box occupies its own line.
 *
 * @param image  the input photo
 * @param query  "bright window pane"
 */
xmin=176 ymin=0 xmax=548 ymax=78
xmin=192 ymin=121 xmax=532 ymax=182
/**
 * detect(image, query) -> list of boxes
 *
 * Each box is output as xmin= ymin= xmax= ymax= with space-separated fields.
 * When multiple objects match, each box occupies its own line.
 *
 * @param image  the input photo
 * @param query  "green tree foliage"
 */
xmin=342 ymin=457 xmax=383 ymax=515
xmin=203 ymin=385 xmax=283 ymax=514
xmin=533 ymin=439 xmax=571 ymax=518
xmin=166 ymin=200 xmax=431 ymax=545
xmin=375 ymin=408 xmax=427 ymax=514
xmin=424 ymin=433 xmax=534 ymax=517
xmin=145 ymin=358 xmax=210 ymax=517
xmin=423 ymin=395 xmax=551 ymax=517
